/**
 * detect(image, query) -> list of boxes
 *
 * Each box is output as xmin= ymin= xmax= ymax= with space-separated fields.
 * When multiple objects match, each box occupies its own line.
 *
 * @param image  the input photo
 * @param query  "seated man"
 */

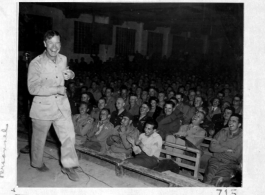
xmin=105 ymin=87 xmax=116 ymax=113
xmin=90 ymin=97 xmax=106 ymax=122
xmin=125 ymin=93 xmax=140 ymax=116
xmin=125 ymin=119 xmax=163 ymax=169
xmin=165 ymin=111 xmax=206 ymax=158
xmin=203 ymin=114 xmax=242 ymax=186
xmin=107 ymin=112 xmax=140 ymax=160
xmin=132 ymin=102 xmax=152 ymax=133
xmin=110 ymin=98 xmax=127 ymax=127
xmin=212 ymin=106 xmax=235 ymax=137
xmin=72 ymin=102 xmax=94 ymax=145
xmin=176 ymin=93 xmax=195 ymax=124
xmin=156 ymin=101 xmax=181 ymax=140
xmin=84 ymin=108 xmax=114 ymax=154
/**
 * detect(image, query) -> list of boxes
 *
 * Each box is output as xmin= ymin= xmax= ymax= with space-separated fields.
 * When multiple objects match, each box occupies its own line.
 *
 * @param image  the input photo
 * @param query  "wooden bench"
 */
xmin=76 ymin=144 xmax=210 ymax=187
xmin=161 ymin=141 xmax=202 ymax=180
xmin=18 ymin=130 xmax=211 ymax=187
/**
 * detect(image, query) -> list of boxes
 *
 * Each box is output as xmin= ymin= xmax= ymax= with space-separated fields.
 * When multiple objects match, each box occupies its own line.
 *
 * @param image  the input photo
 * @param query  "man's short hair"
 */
xmin=98 ymin=97 xmax=106 ymax=103
xmin=158 ymin=91 xmax=166 ymax=95
xmin=81 ymin=86 xmax=88 ymax=91
xmin=145 ymin=118 xmax=158 ymax=130
xmin=81 ymin=92 xmax=89 ymax=97
xmin=234 ymin=94 xmax=242 ymax=101
xmin=165 ymin=100 xmax=176 ymax=108
xmin=43 ymin=30 xmax=60 ymax=41
xmin=211 ymin=97 xmax=221 ymax=105
xmin=230 ymin=113 xmax=242 ymax=124
xmin=106 ymin=87 xmax=114 ymax=93
xmin=218 ymin=91 xmax=224 ymax=96
xmin=176 ymin=92 xmax=184 ymax=98
xmin=225 ymin=106 xmax=235 ymax=114
xmin=169 ymin=97 xmax=179 ymax=104
xmin=79 ymin=101 xmax=88 ymax=108
xmin=101 ymin=108 xmax=110 ymax=115
xmin=149 ymin=97 xmax=159 ymax=104
xmin=142 ymin=102 xmax=151 ymax=110
xmin=129 ymin=93 xmax=137 ymax=98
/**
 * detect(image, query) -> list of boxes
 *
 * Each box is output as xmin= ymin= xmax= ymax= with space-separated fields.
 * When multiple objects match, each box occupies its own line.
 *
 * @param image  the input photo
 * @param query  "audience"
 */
xmin=18 ymin=52 xmax=243 ymax=185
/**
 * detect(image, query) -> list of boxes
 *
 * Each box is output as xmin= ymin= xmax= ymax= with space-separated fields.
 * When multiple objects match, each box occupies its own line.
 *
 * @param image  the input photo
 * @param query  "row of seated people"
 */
xmin=72 ymin=97 xmax=242 ymax=186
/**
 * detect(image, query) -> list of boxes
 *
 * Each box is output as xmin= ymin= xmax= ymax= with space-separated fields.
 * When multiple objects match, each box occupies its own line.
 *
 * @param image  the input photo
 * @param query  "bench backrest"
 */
xmin=161 ymin=141 xmax=202 ymax=179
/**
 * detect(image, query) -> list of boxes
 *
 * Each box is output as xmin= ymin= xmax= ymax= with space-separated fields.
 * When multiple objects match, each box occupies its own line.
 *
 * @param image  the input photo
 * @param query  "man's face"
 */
xmin=121 ymin=89 xmax=127 ymax=99
xmin=98 ymin=99 xmax=106 ymax=110
xmin=158 ymin=93 xmax=165 ymax=101
xmin=221 ymin=102 xmax=230 ymax=112
xmin=130 ymin=96 xmax=137 ymax=105
xmin=224 ymin=89 xmax=230 ymax=96
xmin=100 ymin=110 xmax=108 ymax=121
xmin=176 ymin=95 xmax=183 ymax=103
xmin=92 ymin=82 xmax=97 ymax=90
xmin=81 ymin=94 xmax=89 ymax=102
xmin=194 ymin=97 xmax=203 ymax=108
xmin=121 ymin=116 xmax=131 ymax=127
xmin=149 ymin=89 xmax=155 ymax=97
xmin=132 ymin=84 xmax=137 ymax=92
xmin=136 ymin=88 xmax=142 ymax=96
xmin=44 ymin=35 xmax=61 ymax=58
xmin=189 ymin=91 xmax=196 ymax=101
xmin=233 ymin=97 xmax=241 ymax=107
xmin=140 ymin=104 xmax=149 ymax=115
xmin=79 ymin=104 xmax=88 ymax=115
xmin=164 ymin=104 xmax=174 ymax=116
xmin=179 ymin=87 xmax=184 ymax=93
xmin=168 ymin=91 xmax=175 ymax=99
xmin=116 ymin=98 xmax=125 ymax=110
xmin=141 ymin=91 xmax=148 ymax=100
xmin=192 ymin=112 xmax=204 ymax=125
xmin=150 ymin=100 xmax=157 ymax=109
xmin=212 ymin=99 xmax=220 ymax=107
xmin=223 ymin=109 xmax=233 ymax=120
xmin=228 ymin=116 xmax=241 ymax=131
xmin=144 ymin=124 xmax=155 ymax=137
xmin=106 ymin=89 xmax=112 ymax=97
xmin=217 ymin=93 xmax=224 ymax=100
xmin=81 ymin=87 xmax=87 ymax=93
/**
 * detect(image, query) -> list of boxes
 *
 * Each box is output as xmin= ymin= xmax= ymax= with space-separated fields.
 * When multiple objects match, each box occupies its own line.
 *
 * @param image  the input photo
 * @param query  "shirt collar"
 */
xmin=42 ymin=50 xmax=62 ymax=64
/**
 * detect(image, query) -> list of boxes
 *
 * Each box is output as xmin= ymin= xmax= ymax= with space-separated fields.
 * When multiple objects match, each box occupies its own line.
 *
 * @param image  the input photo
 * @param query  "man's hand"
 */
xmin=63 ymin=69 xmax=74 ymax=80
xmin=119 ymin=125 xmax=126 ymax=135
xmin=87 ymin=118 xmax=94 ymax=124
xmin=57 ymin=86 xmax=66 ymax=95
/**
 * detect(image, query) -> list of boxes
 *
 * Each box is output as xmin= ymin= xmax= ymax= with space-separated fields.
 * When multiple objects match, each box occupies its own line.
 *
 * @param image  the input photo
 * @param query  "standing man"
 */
xmin=27 ymin=30 xmax=79 ymax=181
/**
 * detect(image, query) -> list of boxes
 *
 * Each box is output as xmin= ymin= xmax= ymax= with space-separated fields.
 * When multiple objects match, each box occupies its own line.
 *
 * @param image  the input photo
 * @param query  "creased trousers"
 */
xmin=31 ymin=113 xmax=79 ymax=168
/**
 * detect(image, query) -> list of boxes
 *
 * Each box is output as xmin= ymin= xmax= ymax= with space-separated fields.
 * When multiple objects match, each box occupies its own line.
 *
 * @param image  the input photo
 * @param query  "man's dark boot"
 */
xmin=61 ymin=167 xmax=80 ymax=181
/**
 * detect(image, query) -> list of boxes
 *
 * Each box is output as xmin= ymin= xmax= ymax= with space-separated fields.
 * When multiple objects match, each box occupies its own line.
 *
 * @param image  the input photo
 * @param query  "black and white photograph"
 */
xmin=0 ymin=0 xmax=264 ymax=194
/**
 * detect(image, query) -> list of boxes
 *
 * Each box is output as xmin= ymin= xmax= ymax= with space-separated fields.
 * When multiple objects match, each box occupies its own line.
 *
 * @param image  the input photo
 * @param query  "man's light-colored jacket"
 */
xmin=28 ymin=51 xmax=74 ymax=120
